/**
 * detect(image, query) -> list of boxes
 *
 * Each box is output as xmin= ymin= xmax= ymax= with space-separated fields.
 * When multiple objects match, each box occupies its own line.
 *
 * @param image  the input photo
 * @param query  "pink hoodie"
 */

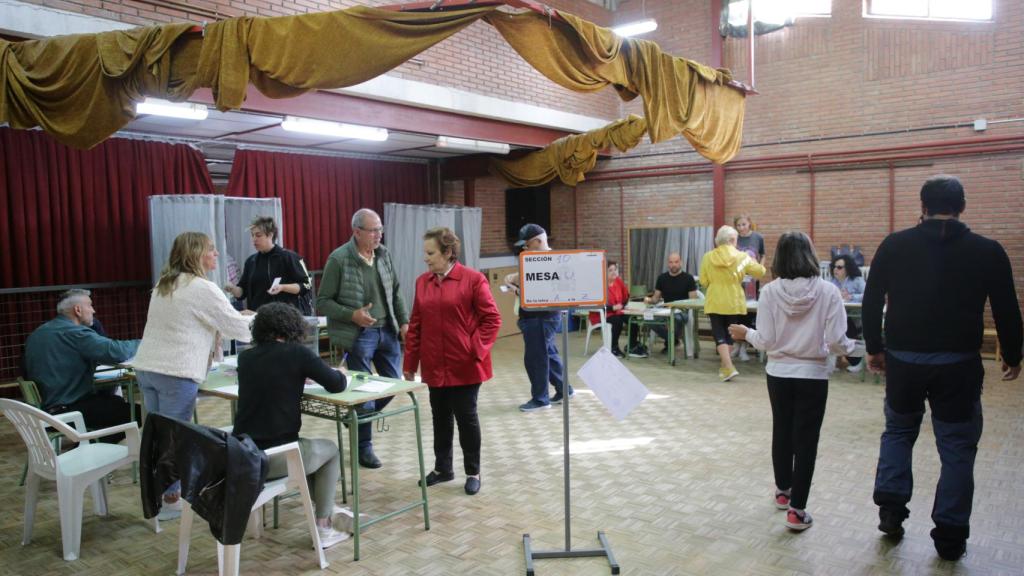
xmin=745 ymin=277 xmax=855 ymax=380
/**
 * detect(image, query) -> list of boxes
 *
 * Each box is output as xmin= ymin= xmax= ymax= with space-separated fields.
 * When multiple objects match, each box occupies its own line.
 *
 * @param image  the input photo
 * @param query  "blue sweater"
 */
xmin=23 ymin=316 xmax=139 ymax=409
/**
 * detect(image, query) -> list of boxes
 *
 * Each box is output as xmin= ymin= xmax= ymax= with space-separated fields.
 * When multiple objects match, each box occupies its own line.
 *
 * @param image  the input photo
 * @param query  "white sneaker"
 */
xmin=317 ymin=525 xmax=350 ymax=549
xmin=331 ymin=505 xmax=368 ymax=533
xmin=157 ymin=498 xmax=182 ymax=521
xmin=847 ymin=361 xmax=864 ymax=373
xmin=738 ymin=345 xmax=751 ymax=363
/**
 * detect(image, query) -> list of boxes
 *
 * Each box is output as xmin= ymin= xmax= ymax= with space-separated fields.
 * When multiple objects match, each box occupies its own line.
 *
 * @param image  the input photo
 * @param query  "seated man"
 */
xmin=23 ymin=289 xmax=141 ymax=434
xmin=642 ymin=252 xmax=699 ymax=355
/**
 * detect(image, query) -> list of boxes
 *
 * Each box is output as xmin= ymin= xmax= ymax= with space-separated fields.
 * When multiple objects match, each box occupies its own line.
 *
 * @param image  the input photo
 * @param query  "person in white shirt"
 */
xmin=728 ymin=231 xmax=854 ymax=533
xmin=133 ymin=231 xmax=254 ymax=520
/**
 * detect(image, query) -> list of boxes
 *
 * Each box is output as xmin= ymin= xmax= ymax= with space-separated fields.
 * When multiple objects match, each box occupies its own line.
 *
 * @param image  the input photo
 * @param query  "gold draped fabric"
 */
xmin=488 ymin=11 xmax=745 ymax=164
xmin=490 ymin=114 xmax=648 ymax=187
xmin=0 ymin=4 xmax=744 ymax=165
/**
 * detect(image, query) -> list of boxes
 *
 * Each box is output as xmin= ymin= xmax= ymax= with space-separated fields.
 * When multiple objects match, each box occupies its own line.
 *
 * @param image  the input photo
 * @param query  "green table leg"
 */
xmin=411 ymin=391 xmax=430 ymax=531
xmin=336 ymin=406 xmax=347 ymax=503
xmin=349 ymin=407 xmax=361 ymax=561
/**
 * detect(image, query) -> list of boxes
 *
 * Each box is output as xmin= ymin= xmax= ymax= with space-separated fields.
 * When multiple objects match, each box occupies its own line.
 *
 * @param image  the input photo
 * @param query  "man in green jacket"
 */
xmin=317 ymin=208 xmax=408 ymax=468
xmin=24 ymin=289 xmax=140 ymax=434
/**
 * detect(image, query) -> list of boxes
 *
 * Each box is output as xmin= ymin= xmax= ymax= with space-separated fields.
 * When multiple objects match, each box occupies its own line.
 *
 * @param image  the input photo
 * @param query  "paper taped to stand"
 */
xmin=576 ymin=347 xmax=649 ymax=421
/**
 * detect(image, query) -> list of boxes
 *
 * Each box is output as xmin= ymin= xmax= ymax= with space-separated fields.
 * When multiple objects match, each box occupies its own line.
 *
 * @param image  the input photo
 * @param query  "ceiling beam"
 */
xmin=190 ymin=87 xmax=572 ymax=149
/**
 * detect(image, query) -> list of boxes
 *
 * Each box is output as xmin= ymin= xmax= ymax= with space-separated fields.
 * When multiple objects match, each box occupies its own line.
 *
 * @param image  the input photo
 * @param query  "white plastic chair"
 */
xmin=176 ymin=441 xmax=328 ymax=575
xmin=0 ymin=398 xmax=141 ymax=561
xmin=583 ymin=308 xmax=611 ymax=355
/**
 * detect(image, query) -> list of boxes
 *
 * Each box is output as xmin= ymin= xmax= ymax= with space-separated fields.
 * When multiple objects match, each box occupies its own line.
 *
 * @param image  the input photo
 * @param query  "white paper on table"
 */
xmin=352 ymin=379 xmax=393 ymax=393
xmin=576 ymin=347 xmax=649 ymax=421
xmin=221 ymin=356 xmax=239 ymax=368
xmin=213 ymin=384 xmax=240 ymax=398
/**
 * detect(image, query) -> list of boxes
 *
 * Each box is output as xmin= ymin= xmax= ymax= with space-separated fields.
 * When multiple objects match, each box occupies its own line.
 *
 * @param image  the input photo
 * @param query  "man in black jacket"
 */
xmin=864 ymin=175 xmax=1022 ymax=561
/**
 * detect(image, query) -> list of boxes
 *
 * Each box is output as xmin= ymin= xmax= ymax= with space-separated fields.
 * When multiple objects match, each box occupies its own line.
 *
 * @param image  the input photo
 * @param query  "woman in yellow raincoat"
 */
xmin=700 ymin=225 xmax=767 ymax=381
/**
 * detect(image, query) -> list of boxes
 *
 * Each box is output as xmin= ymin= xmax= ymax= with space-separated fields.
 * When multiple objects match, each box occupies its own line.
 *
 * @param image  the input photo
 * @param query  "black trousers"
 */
xmin=766 ymin=374 xmax=828 ymax=510
xmin=606 ymin=315 xmax=626 ymax=352
xmin=428 ymin=384 xmax=482 ymax=476
xmin=48 ymin=393 xmax=139 ymax=443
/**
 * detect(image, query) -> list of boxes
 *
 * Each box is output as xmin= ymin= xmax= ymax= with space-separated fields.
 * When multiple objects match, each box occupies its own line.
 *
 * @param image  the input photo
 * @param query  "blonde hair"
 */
xmin=155 ymin=232 xmax=210 ymax=296
xmin=715 ymin=225 xmax=738 ymax=247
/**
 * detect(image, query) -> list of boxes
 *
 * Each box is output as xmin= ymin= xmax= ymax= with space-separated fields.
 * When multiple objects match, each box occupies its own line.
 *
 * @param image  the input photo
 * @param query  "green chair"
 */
xmin=629 ymin=284 xmax=648 ymax=301
xmin=17 ymin=378 xmax=63 ymax=486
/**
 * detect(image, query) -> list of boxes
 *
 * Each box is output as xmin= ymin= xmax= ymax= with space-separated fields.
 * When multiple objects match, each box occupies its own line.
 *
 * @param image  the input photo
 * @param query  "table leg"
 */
xmin=625 ymin=319 xmax=633 ymax=360
xmin=349 ymin=407 xmax=361 ymax=561
xmin=335 ymin=407 xmax=347 ymax=503
xmin=669 ymin=314 xmax=676 ymax=366
xmin=128 ymin=380 xmax=138 ymax=484
xmin=410 ymin=391 xmax=430 ymax=531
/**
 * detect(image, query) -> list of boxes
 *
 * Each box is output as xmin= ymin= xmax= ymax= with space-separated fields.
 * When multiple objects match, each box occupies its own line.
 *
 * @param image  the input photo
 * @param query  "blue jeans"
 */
xmin=651 ymin=310 xmax=686 ymax=344
xmin=346 ymin=326 xmax=401 ymax=451
xmin=873 ymin=354 xmax=984 ymax=544
xmin=137 ymin=370 xmax=199 ymax=497
xmin=518 ymin=315 xmax=568 ymax=404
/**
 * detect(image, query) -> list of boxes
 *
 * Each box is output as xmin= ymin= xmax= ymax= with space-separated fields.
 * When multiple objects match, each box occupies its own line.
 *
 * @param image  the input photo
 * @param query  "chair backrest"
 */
xmin=0 ymin=398 xmax=62 ymax=477
xmin=17 ymin=377 xmax=44 ymax=409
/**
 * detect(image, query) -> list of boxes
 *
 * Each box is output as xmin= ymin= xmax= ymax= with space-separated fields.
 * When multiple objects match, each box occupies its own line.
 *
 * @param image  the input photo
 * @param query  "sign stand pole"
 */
xmin=522 ymin=309 xmax=620 ymax=575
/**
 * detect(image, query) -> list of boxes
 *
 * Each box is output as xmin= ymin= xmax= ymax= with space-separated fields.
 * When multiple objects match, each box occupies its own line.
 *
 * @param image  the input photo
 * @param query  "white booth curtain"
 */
xmin=148 ymin=195 xmax=283 ymax=288
xmin=383 ymin=203 xmax=483 ymax=310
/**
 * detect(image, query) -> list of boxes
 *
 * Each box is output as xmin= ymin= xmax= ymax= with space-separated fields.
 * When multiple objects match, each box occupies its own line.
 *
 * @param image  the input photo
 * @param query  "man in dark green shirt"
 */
xmin=317 ymin=208 xmax=409 ymax=468
xmin=23 ymin=289 xmax=140 ymax=433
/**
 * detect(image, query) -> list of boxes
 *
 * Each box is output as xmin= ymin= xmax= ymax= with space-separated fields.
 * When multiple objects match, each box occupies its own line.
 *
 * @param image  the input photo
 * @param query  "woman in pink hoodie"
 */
xmin=728 ymin=232 xmax=854 ymax=532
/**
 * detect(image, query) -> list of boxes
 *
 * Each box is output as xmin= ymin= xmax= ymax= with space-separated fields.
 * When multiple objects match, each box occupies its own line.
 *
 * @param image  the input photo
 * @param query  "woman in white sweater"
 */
xmin=728 ymin=232 xmax=854 ymax=533
xmin=133 ymin=231 xmax=253 ymax=519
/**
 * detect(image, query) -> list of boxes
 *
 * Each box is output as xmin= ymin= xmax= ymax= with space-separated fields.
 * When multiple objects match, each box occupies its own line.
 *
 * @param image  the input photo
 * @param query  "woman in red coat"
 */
xmin=403 ymin=227 xmax=501 ymax=495
xmin=589 ymin=262 xmax=630 ymax=357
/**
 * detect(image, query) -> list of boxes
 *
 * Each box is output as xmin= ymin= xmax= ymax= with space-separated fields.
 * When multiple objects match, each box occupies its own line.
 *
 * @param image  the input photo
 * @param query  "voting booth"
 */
xmin=148 ymin=194 xmax=283 ymax=288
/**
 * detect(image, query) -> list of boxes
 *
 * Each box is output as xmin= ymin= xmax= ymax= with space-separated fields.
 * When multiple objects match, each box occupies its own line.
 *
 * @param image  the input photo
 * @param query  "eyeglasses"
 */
xmin=358 ymin=226 xmax=384 ymax=235
xmin=834 ymin=265 xmax=845 ymax=270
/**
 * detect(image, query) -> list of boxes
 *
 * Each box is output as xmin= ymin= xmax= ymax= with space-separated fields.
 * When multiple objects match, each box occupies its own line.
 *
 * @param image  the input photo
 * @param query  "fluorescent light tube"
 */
xmin=612 ymin=18 xmax=658 ymax=38
xmin=280 ymin=116 xmax=388 ymax=141
xmin=135 ymin=98 xmax=208 ymax=120
xmin=435 ymin=136 xmax=510 ymax=155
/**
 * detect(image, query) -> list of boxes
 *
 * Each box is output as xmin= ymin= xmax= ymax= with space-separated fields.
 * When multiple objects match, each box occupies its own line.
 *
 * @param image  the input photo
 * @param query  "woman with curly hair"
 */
xmin=233 ymin=302 xmax=350 ymax=548
xmin=829 ymin=254 xmax=866 ymax=372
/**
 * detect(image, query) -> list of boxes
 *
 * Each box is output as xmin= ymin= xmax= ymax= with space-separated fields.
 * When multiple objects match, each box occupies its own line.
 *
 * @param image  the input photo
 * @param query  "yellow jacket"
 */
xmin=699 ymin=245 xmax=767 ymax=315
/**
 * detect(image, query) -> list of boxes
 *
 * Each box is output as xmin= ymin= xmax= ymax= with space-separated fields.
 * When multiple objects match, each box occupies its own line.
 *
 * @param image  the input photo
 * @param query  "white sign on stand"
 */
xmin=519 ymin=250 xmax=606 ymax=309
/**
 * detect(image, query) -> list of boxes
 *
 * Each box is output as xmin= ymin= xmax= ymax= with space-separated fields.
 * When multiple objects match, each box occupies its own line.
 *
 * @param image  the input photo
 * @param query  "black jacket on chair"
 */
xmin=140 ymin=413 xmax=269 ymax=545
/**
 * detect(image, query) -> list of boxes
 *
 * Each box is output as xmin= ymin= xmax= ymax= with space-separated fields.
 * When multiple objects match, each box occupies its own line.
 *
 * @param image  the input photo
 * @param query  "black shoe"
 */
xmin=418 ymin=470 xmax=454 ymax=487
xmin=611 ymin=349 xmax=624 ymax=358
xmin=934 ymin=540 xmax=966 ymax=561
xmin=628 ymin=346 xmax=649 ymax=358
xmin=464 ymin=476 xmax=481 ymax=495
xmin=358 ymin=448 xmax=382 ymax=469
xmin=878 ymin=508 xmax=906 ymax=539
xmin=551 ymin=389 xmax=575 ymax=404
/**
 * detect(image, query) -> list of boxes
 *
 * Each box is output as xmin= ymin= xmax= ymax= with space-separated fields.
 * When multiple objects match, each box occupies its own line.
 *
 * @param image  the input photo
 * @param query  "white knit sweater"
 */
xmin=133 ymin=275 xmax=253 ymax=383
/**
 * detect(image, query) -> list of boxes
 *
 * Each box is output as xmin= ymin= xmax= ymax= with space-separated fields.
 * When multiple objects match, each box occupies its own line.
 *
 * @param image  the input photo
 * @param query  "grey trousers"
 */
xmin=267 ymin=437 xmax=340 ymax=519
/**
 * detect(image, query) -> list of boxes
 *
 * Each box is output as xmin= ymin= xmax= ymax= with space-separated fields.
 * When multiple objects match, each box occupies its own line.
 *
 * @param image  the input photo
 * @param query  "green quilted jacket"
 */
xmin=316 ymin=238 xmax=408 ymax=350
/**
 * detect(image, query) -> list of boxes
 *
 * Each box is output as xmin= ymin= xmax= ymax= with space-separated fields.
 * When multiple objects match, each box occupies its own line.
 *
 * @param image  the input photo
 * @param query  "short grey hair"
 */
xmin=57 ymin=289 xmax=91 ymax=315
xmin=715 ymin=225 xmax=738 ymax=247
xmin=351 ymin=208 xmax=380 ymax=230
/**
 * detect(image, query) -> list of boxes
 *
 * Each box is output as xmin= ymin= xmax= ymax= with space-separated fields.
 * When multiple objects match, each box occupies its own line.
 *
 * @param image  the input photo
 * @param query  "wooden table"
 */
xmin=200 ymin=366 xmax=430 ymax=561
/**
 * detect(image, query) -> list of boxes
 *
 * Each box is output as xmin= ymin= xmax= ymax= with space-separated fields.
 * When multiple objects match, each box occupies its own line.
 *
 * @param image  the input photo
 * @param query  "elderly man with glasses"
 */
xmin=317 ymin=208 xmax=409 ymax=469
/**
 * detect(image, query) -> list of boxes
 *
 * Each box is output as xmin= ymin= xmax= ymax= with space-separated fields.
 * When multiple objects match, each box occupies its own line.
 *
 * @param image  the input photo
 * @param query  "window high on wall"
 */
xmin=866 ymin=0 xmax=993 ymax=21
xmin=726 ymin=0 xmax=832 ymax=28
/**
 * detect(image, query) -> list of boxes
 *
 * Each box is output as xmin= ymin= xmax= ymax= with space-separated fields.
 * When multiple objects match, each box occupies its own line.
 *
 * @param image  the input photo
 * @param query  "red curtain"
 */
xmin=226 ymin=149 xmax=431 ymax=270
xmin=0 ymin=127 xmax=214 ymax=288
xmin=0 ymin=127 xmax=214 ymax=384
